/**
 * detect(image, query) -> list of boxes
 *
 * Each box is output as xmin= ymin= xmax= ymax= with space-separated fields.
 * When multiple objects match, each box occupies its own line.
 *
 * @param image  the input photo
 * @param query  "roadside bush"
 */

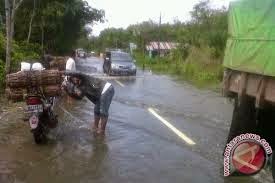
xmin=183 ymin=46 xmax=223 ymax=83
xmin=134 ymin=45 xmax=224 ymax=87
xmin=0 ymin=33 xmax=41 ymax=90
xmin=0 ymin=32 xmax=4 ymax=61
xmin=0 ymin=32 xmax=40 ymax=73
xmin=170 ymin=44 xmax=190 ymax=62
xmin=0 ymin=33 xmax=5 ymax=91
xmin=185 ymin=46 xmax=219 ymax=65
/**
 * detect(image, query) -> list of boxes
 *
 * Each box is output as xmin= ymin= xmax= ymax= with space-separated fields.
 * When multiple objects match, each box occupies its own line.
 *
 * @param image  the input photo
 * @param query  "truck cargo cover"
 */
xmin=223 ymin=0 xmax=275 ymax=76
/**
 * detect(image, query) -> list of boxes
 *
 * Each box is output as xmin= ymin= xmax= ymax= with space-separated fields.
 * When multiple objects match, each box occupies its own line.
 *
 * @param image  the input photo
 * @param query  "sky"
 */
xmin=87 ymin=0 xmax=232 ymax=36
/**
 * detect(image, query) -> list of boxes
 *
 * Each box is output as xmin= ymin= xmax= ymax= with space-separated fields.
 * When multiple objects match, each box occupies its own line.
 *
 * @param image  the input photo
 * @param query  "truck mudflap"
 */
xmin=223 ymin=69 xmax=275 ymax=108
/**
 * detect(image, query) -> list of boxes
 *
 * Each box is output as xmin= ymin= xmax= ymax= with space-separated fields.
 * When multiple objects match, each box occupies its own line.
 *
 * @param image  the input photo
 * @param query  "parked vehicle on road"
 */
xmin=222 ymin=0 xmax=275 ymax=178
xmin=103 ymin=51 xmax=136 ymax=76
xmin=76 ymin=48 xmax=87 ymax=59
xmin=90 ymin=51 xmax=96 ymax=57
xmin=26 ymin=93 xmax=58 ymax=144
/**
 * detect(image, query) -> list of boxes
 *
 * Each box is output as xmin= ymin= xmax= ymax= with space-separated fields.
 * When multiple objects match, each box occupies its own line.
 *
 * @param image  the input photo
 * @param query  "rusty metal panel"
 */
xmin=246 ymin=75 xmax=260 ymax=97
xmin=264 ymin=78 xmax=275 ymax=102
xmin=224 ymin=69 xmax=275 ymax=104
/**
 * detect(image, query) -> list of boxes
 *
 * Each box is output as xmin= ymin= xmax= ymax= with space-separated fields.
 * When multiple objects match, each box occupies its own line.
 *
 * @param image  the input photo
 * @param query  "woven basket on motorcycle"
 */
xmin=55 ymin=63 xmax=66 ymax=71
xmin=57 ymin=56 xmax=66 ymax=70
xmin=5 ymin=87 xmax=24 ymax=101
xmin=49 ymin=61 xmax=58 ymax=70
xmin=6 ymin=70 xmax=62 ymax=88
xmin=39 ymin=70 xmax=62 ymax=85
xmin=49 ymin=67 xmax=59 ymax=71
xmin=6 ymin=71 xmax=28 ymax=88
xmin=42 ymin=85 xmax=61 ymax=97
xmin=49 ymin=57 xmax=66 ymax=71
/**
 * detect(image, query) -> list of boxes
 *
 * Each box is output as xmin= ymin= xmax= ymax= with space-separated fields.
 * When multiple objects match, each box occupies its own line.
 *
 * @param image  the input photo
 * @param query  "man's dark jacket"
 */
xmin=65 ymin=71 xmax=107 ymax=104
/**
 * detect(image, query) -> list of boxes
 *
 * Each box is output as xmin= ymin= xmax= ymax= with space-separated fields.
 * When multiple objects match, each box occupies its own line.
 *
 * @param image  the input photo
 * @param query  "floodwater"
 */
xmin=0 ymin=57 xmax=273 ymax=183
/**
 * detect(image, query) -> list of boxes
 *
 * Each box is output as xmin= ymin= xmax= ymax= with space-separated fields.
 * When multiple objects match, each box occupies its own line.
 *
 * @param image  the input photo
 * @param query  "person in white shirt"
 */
xmin=66 ymin=57 xmax=76 ymax=71
xmin=65 ymin=51 xmax=76 ymax=81
xmin=66 ymin=51 xmax=76 ymax=71
xmin=64 ymin=51 xmax=77 ymax=104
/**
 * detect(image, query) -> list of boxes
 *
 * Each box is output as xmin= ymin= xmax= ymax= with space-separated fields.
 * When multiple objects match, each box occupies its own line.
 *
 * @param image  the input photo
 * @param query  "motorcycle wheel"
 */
xmin=33 ymin=124 xmax=47 ymax=144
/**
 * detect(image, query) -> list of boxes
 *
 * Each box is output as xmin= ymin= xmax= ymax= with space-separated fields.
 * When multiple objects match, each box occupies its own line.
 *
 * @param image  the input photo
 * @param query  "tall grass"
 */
xmin=135 ymin=46 xmax=224 ymax=88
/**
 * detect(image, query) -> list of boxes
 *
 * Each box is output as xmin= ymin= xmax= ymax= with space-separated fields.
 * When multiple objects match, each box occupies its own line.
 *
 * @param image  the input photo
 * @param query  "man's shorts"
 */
xmin=94 ymin=85 xmax=115 ymax=117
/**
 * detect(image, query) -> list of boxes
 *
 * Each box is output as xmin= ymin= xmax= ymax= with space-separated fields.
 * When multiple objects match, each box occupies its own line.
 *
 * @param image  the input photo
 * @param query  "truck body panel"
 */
xmin=223 ymin=69 xmax=275 ymax=105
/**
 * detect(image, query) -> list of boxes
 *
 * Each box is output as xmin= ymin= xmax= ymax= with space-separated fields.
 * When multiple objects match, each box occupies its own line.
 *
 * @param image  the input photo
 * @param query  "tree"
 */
xmin=5 ymin=0 xmax=24 ymax=74
xmin=189 ymin=0 xmax=227 ymax=57
xmin=8 ymin=0 xmax=104 ymax=55
xmin=27 ymin=0 xmax=36 ymax=43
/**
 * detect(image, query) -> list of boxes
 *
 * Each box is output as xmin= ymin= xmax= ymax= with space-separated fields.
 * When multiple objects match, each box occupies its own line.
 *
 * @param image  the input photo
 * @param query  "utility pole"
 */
xmin=158 ymin=12 xmax=161 ymax=58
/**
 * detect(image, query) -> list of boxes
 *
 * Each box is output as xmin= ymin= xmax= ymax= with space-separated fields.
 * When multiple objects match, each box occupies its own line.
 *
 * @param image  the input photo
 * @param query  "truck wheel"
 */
xmin=226 ymin=96 xmax=257 ymax=144
xmin=272 ymin=152 xmax=275 ymax=183
xmin=257 ymin=105 xmax=275 ymax=148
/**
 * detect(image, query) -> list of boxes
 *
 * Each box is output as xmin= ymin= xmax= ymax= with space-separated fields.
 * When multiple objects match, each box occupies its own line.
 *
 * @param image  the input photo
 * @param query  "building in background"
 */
xmin=146 ymin=42 xmax=178 ymax=58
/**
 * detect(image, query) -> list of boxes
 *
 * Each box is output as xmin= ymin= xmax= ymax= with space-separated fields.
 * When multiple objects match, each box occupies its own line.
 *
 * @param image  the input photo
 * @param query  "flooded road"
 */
xmin=0 ymin=57 xmax=273 ymax=183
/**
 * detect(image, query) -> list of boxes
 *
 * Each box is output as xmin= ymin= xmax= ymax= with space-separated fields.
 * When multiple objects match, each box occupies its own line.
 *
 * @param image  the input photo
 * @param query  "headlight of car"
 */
xmin=111 ymin=63 xmax=119 ymax=69
xmin=131 ymin=65 xmax=136 ymax=70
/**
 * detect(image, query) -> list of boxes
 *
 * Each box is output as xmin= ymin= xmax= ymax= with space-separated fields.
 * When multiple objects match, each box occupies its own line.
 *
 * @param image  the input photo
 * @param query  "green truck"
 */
xmin=222 ymin=0 xmax=275 ymax=177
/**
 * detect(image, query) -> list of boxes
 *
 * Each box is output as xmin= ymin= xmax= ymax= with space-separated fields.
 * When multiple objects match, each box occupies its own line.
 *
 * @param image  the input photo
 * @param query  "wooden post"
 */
xmin=158 ymin=13 xmax=161 ymax=58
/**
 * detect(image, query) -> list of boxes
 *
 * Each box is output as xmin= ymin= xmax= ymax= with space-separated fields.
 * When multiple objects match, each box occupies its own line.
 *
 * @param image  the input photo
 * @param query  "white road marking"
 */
xmin=148 ymin=108 xmax=196 ymax=145
xmin=115 ymin=80 xmax=125 ymax=87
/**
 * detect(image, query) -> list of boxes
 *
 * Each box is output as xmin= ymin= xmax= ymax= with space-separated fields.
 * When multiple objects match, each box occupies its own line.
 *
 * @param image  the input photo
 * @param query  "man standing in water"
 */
xmin=64 ymin=71 xmax=115 ymax=136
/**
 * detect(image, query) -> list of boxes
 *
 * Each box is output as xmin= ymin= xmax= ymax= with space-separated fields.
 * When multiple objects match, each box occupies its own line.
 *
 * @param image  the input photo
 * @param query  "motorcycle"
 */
xmin=22 ymin=62 xmax=59 ymax=144
xmin=26 ymin=92 xmax=58 ymax=144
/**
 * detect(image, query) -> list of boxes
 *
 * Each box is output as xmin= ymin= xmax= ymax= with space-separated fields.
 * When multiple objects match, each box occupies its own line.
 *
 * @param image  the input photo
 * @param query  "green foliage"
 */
xmin=0 ymin=32 xmax=40 ymax=88
xmin=0 ymin=59 xmax=4 ymax=90
xmin=88 ymin=28 xmax=133 ymax=52
xmin=1 ymin=0 xmax=104 ymax=89
xmin=92 ymin=0 xmax=227 ymax=61
xmin=0 ymin=1 xmax=4 ymax=28
xmin=11 ymin=41 xmax=40 ymax=72
xmin=0 ymin=32 xmax=5 ymax=61
xmin=135 ymin=45 xmax=224 ymax=88
xmin=14 ymin=0 xmax=105 ymax=54
xmin=131 ymin=0 xmax=227 ymax=88
xmin=188 ymin=0 xmax=228 ymax=58
xmin=183 ymin=46 xmax=223 ymax=82
xmin=0 ymin=32 xmax=6 ymax=90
